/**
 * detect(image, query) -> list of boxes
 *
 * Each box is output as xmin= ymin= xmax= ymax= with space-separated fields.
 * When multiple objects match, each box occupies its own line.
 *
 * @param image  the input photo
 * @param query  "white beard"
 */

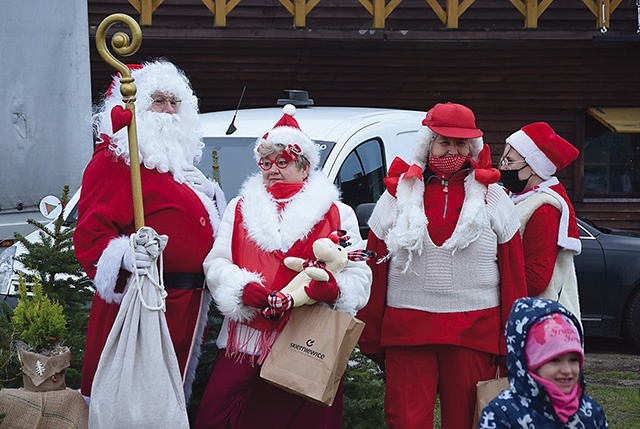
xmin=108 ymin=110 xmax=204 ymax=183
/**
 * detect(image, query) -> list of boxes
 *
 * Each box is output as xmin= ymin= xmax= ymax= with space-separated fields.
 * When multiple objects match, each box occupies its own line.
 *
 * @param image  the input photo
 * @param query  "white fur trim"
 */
xmin=376 ymin=170 xmax=519 ymax=272
xmin=506 ymin=129 xmax=557 ymax=180
xmin=212 ymin=267 xmax=264 ymax=323
xmin=239 ymin=172 xmax=340 ymax=252
xmin=254 ymin=126 xmax=320 ymax=169
xmin=512 ymin=178 xmax=581 ymax=254
xmin=385 ymin=174 xmax=426 ymax=265
xmin=439 ymin=171 xmax=488 ymax=251
xmin=93 ymin=236 xmax=130 ymax=304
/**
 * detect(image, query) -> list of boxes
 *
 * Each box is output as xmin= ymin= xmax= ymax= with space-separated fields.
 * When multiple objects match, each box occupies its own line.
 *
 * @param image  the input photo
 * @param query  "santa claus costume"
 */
xmin=502 ymin=122 xmax=582 ymax=321
xmin=194 ymin=106 xmax=372 ymax=429
xmin=358 ymin=102 xmax=527 ymax=429
xmin=74 ymin=60 xmax=225 ymax=402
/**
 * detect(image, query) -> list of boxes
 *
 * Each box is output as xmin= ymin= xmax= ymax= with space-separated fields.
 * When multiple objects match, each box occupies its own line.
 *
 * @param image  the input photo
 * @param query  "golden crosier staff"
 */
xmin=95 ymin=13 xmax=145 ymax=230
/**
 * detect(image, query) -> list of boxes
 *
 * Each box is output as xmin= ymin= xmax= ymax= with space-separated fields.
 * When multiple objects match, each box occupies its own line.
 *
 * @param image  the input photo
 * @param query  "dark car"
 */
xmin=576 ymin=217 xmax=640 ymax=350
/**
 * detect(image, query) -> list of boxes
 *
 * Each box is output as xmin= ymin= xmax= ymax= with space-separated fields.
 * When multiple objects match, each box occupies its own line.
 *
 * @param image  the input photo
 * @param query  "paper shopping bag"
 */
xmin=260 ymin=304 xmax=365 ymax=407
xmin=473 ymin=376 xmax=510 ymax=428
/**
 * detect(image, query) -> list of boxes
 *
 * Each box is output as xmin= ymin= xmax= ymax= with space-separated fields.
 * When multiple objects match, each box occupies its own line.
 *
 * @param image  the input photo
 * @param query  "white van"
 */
xmin=0 ymin=94 xmax=424 ymax=301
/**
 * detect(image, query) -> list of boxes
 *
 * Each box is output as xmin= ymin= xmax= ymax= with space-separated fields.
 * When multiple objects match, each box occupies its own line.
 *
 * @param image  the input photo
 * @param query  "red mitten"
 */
xmin=304 ymin=271 xmax=339 ymax=303
xmin=241 ymin=282 xmax=270 ymax=308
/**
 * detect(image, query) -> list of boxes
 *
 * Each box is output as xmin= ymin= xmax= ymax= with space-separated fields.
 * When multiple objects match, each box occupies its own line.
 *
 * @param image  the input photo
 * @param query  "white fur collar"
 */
xmin=386 ymin=170 xmax=488 ymax=262
xmin=239 ymin=172 xmax=340 ymax=252
xmin=440 ymin=172 xmax=488 ymax=251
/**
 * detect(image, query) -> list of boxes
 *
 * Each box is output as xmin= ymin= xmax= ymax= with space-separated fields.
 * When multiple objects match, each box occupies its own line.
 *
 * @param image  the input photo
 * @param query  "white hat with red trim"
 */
xmin=254 ymin=104 xmax=319 ymax=169
xmin=506 ymin=122 xmax=579 ymax=180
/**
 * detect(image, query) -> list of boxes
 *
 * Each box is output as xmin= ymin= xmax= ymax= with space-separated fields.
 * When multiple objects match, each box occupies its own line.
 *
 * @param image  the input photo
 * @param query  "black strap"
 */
xmin=163 ymin=272 xmax=205 ymax=290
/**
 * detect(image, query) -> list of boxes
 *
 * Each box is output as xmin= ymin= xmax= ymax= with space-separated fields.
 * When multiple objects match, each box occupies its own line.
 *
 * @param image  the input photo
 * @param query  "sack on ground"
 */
xmin=473 ymin=376 xmax=510 ymax=428
xmin=260 ymin=304 xmax=365 ymax=406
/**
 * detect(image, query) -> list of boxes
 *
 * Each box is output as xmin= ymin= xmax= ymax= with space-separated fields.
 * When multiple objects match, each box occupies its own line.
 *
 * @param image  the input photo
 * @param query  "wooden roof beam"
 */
xmin=425 ymin=0 xmax=476 ymax=29
xmin=581 ymin=0 xmax=623 ymax=31
xmin=508 ymin=0 xmax=553 ymax=28
xmin=358 ymin=0 xmax=403 ymax=29
xmin=128 ymin=0 xmax=164 ymax=26
xmin=279 ymin=0 xmax=322 ymax=28
xmin=201 ymin=0 xmax=241 ymax=27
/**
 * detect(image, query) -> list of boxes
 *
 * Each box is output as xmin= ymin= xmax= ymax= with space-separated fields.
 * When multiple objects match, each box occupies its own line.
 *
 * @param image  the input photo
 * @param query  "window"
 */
xmin=584 ymin=115 xmax=640 ymax=197
xmin=334 ymin=139 xmax=385 ymax=211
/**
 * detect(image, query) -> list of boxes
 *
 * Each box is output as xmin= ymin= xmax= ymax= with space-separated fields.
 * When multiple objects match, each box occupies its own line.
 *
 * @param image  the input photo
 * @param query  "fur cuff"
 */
xmin=94 ymin=236 xmax=130 ymax=304
xmin=211 ymin=268 xmax=264 ymax=323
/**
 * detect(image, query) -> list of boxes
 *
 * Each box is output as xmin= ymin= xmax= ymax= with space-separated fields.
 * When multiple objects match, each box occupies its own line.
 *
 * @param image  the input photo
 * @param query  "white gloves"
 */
xmin=122 ymin=244 xmax=153 ymax=275
xmin=182 ymin=165 xmax=215 ymax=199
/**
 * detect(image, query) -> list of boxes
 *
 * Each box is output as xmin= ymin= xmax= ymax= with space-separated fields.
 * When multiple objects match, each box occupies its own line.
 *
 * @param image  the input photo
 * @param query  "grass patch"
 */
xmin=586 ymin=384 xmax=640 ymax=429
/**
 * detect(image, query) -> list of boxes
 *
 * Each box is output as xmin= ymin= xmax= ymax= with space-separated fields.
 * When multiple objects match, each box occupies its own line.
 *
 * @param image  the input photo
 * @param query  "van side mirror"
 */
xmin=355 ymin=203 xmax=375 ymax=240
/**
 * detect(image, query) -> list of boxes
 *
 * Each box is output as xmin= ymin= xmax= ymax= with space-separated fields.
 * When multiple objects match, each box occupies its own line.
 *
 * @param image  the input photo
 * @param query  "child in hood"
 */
xmin=479 ymin=297 xmax=608 ymax=428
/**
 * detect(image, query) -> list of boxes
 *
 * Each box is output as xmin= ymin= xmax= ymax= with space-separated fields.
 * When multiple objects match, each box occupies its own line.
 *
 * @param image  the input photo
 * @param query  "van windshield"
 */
xmin=201 ymin=137 xmax=335 ymax=199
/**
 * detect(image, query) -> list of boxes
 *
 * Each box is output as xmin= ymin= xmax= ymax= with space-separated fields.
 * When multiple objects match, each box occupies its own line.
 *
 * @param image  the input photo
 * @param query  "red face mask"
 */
xmin=428 ymin=153 xmax=468 ymax=175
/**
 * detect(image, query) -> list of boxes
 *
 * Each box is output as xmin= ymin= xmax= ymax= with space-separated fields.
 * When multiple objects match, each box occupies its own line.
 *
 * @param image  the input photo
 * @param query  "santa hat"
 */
xmin=525 ymin=313 xmax=584 ymax=371
xmin=254 ymin=104 xmax=320 ymax=169
xmin=506 ymin=122 xmax=579 ymax=180
xmin=413 ymin=102 xmax=484 ymax=167
xmin=105 ymin=64 xmax=144 ymax=97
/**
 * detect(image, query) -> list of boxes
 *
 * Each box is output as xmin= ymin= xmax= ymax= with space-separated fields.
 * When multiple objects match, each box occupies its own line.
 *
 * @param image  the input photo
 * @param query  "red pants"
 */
xmin=385 ymin=344 xmax=494 ymax=429
xmin=195 ymin=350 xmax=343 ymax=429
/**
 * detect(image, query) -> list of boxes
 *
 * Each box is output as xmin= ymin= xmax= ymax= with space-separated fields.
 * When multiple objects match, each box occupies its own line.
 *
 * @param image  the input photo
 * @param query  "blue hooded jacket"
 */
xmin=478 ymin=297 xmax=608 ymax=428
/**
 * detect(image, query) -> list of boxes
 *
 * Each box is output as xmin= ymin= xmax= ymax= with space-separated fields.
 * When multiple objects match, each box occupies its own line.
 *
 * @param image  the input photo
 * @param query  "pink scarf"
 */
xmin=530 ymin=372 xmax=583 ymax=423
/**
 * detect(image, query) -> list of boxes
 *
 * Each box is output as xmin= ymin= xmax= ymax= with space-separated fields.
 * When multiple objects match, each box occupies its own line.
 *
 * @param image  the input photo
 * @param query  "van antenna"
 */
xmin=226 ymin=86 xmax=246 ymax=135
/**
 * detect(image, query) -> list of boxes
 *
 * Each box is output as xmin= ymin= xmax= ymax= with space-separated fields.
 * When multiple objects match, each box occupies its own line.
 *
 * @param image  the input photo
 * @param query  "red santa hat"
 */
xmin=254 ymin=104 xmax=320 ymax=169
xmin=413 ymin=102 xmax=484 ymax=167
xmin=505 ymin=122 xmax=579 ymax=180
xmin=105 ymin=63 xmax=144 ymax=97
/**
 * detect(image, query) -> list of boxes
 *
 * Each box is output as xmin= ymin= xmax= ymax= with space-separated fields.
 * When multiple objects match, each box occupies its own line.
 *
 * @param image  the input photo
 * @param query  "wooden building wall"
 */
xmin=87 ymin=0 xmax=640 ymax=229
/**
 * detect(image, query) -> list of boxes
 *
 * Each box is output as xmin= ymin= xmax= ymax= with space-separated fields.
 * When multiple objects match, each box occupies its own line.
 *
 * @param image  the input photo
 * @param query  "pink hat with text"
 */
xmin=525 ymin=313 xmax=584 ymax=371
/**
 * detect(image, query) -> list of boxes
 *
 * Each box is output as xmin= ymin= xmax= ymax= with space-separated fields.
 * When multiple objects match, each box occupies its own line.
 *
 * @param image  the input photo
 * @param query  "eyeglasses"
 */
xmin=258 ymin=156 xmax=290 ymax=171
xmin=152 ymin=97 xmax=181 ymax=108
xmin=499 ymin=157 xmax=527 ymax=169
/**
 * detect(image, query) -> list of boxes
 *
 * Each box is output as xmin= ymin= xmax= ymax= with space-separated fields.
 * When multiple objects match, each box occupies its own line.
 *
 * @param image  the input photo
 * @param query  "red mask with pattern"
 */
xmin=428 ymin=153 xmax=469 ymax=175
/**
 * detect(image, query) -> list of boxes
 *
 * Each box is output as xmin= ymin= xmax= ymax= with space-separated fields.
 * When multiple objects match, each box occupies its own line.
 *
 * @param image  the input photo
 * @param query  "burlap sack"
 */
xmin=0 ymin=388 xmax=88 ymax=429
xmin=260 ymin=305 xmax=365 ymax=406
xmin=18 ymin=347 xmax=70 ymax=392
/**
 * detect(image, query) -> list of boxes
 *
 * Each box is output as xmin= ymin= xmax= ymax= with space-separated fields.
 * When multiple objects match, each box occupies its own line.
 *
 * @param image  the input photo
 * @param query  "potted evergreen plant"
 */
xmin=11 ymin=276 xmax=70 ymax=392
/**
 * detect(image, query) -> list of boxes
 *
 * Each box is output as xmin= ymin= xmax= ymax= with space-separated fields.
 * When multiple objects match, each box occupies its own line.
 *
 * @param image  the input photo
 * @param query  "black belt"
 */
xmin=163 ymin=272 xmax=206 ymax=290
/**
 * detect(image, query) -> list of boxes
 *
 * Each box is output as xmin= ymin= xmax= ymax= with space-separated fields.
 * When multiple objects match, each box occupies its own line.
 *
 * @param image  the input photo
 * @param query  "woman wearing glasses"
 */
xmin=498 ymin=122 xmax=582 ymax=322
xmin=195 ymin=104 xmax=372 ymax=429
